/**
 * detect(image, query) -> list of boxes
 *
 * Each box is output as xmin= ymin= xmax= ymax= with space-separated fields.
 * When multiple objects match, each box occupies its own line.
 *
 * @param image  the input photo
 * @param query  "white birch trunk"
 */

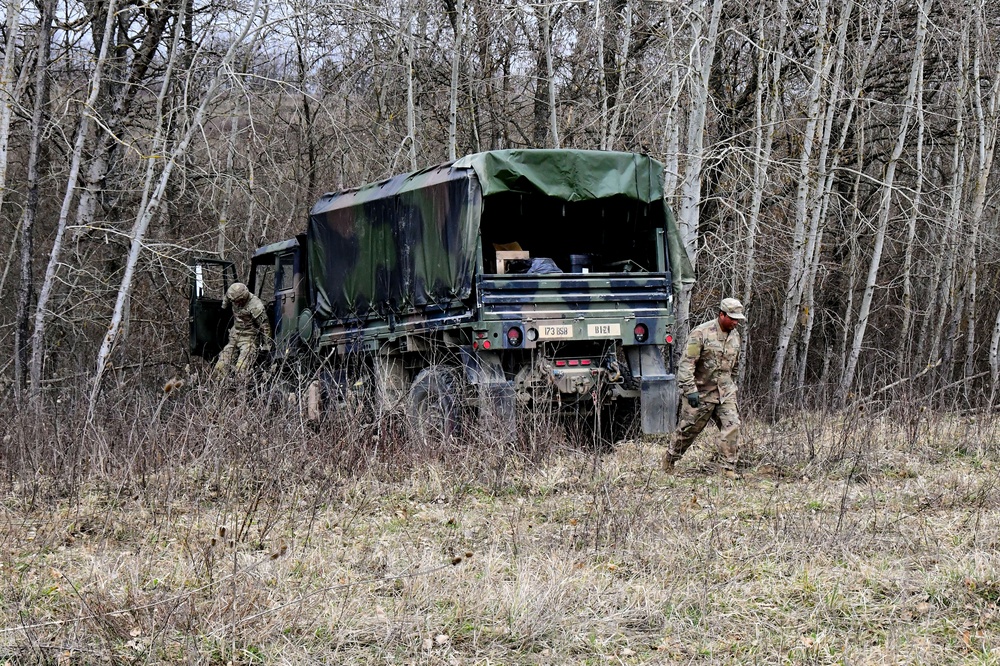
xmin=675 ymin=0 xmax=723 ymax=333
xmin=737 ymin=0 xmax=787 ymax=390
xmin=0 ymin=0 xmax=22 ymax=221
xmin=596 ymin=0 xmax=607 ymax=151
xmin=896 ymin=57 xmax=924 ymax=376
xmin=990 ymin=308 xmax=1000 ymax=407
xmin=90 ymin=0 xmax=264 ymax=409
xmin=838 ymin=0 xmax=929 ymax=401
xmin=12 ymin=0 xmax=52 ymax=397
xmin=447 ymin=0 xmax=465 ymax=160
xmin=406 ymin=4 xmax=417 ymax=170
xmin=0 ymin=1 xmax=29 ymax=299
xmin=658 ymin=7 xmax=681 ymax=198
xmin=544 ymin=1 xmax=559 ymax=148
xmin=605 ymin=0 xmax=631 ymax=150
xmin=791 ymin=1 xmax=854 ymax=397
xmin=27 ymin=0 xmax=118 ymax=402
xmin=768 ymin=0 xmax=831 ymax=402
xmin=962 ymin=14 xmax=1000 ymax=387
xmin=929 ymin=30 xmax=967 ymax=367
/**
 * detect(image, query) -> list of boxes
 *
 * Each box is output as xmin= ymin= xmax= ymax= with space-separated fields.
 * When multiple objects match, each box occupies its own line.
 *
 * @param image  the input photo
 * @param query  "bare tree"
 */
xmin=27 ymin=0 xmax=119 ymax=403
xmin=90 ymin=0 xmax=266 ymax=410
xmin=12 ymin=0 xmax=53 ymax=399
xmin=674 ymin=0 xmax=723 ymax=335
xmin=838 ymin=0 xmax=929 ymax=402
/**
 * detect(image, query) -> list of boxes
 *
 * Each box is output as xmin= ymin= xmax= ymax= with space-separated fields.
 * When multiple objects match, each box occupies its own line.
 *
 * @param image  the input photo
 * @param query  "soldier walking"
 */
xmin=214 ymin=282 xmax=272 ymax=377
xmin=663 ymin=298 xmax=745 ymax=477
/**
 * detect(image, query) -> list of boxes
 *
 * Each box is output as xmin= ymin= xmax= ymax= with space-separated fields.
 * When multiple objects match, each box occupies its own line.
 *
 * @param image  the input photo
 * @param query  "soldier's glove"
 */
xmin=686 ymin=392 xmax=701 ymax=409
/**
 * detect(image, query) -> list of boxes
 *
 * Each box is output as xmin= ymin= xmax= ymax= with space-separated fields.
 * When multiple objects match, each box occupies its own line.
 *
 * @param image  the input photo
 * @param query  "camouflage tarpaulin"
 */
xmin=455 ymin=150 xmax=693 ymax=293
xmin=454 ymin=149 xmax=662 ymax=202
xmin=309 ymin=165 xmax=481 ymax=322
xmin=308 ymin=150 xmax=693 ymax=323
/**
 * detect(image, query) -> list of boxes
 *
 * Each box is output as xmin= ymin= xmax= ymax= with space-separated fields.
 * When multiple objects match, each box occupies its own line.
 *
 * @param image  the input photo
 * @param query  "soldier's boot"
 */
xmin=662 ymin=434 xmax=682 ymax=473
xmin=719 ymin=461 xmax=742 ymax=480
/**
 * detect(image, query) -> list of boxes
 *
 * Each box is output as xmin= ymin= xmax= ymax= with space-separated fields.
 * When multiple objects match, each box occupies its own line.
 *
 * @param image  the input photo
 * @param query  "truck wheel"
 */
xmin=407 ymin=365 xmax=464 ymax=443
xmin=602 ymin=399 xmax=639 ymax=446
xmin=563 ymin=400 xmax=638 ymax=452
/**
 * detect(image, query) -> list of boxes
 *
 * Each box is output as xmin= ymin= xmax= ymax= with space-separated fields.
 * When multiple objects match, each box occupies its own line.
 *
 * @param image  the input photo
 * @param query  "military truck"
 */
xmin=189 ymin=149 xmax=693 ymax=441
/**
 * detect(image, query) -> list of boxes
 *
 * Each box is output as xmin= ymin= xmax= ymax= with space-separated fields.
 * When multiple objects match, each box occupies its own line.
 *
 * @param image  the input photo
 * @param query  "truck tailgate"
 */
xmin=477 ymin=273 xmax=671 ymax=316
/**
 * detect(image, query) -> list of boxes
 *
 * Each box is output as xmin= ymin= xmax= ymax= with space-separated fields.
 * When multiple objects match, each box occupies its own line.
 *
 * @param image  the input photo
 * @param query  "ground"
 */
xmin=1 ymin=407 xmax=999 ymax=664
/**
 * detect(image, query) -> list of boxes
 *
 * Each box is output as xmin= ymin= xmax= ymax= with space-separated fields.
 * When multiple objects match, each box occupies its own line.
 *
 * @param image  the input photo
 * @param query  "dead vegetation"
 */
xmin=2 ymin=379 xmax=1000 ymax=664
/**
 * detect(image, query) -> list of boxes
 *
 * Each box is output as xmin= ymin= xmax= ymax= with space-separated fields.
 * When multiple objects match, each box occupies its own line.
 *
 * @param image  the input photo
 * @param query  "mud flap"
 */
xmin=625 ymin=346 xmax=678 ymax=434
xmin=460 ymin=348 xmax=516 ymax=439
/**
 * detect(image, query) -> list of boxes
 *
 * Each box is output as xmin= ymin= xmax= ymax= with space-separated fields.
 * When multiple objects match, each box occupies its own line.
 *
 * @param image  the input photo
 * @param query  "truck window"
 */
xmin=255 ymin=263 xmax=275 ymax=299
xmin=194 ymin=262 xmax=229 ymax=300
xmin=278 ymin=254 xmax=295 ymax=291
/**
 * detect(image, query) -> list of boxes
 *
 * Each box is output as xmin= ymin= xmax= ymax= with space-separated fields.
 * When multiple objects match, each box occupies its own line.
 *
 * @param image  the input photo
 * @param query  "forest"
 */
xmin=3 ymin=2 xmax=1000 ymax=663
xmin=1 ymin=0 xmax=997 ymax=412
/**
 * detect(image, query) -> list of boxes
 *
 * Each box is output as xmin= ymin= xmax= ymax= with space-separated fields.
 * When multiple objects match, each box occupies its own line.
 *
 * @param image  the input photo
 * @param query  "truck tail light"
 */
xmin=483 ymin=340 xmax=491 ymax=350
xmin=506 ymin=327 xmax=523 ymax=347
xmin=634 ymin=323 xmax=649 ymax=343
xmin=666 ymin=334 xmax=673 ymax=344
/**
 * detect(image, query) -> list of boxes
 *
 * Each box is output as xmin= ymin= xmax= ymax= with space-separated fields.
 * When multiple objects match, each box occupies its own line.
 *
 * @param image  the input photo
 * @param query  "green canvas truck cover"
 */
xmin=308 ymin=149 xmax=694 ymax=322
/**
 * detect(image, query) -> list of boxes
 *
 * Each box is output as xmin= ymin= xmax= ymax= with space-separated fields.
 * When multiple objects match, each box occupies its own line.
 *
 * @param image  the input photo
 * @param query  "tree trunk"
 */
xmin=596 ymin=0 xmax=607 ymax=150
xmin=89 ymin=0 xmax=264 ymax=410
xmin=0 ymin=0 xmax=23 ymax=226
xmin=928 ymin=29 xmax=968 ymax=371
xmin=604 ymin=0 xmax=631 ymax=150
xmin=768 ymin=0 xmax=832 ymax=405
xmin=896 ymin=58 xmax=925 ymax=377
xmin=543 ymin=1 xmax=559 ymax=148
xmin=12 ymin=0 xmax=53 ymax=400
xmin=990 ymin=307 xmax=1000 ymax=408
xmin=737 ymin=0 xmax=787 ymax=390
xmin=406 ymin=3 xmax=417 ymax=169
xmin=838 ymin=0 xmax=929 ymax=402
xmin=27 ymin=0 xmax=119 ymax=403
xmin=447 ymin=0 xmax=464 ymax=160
xmin=961 ymin=14 xmax=1000 ymax=395
xmin=0 ymin=1 xmax=33 ymax=301
xmin=675 ymin=0 xmax=723 ymax=336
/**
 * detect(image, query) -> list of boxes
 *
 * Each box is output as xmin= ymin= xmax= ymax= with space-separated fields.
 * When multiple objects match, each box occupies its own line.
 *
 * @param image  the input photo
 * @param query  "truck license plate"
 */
xmin=587 ymin=323 xmax=621 ymax=338
xmin=539 ymin=324 xmax=574 ymax=339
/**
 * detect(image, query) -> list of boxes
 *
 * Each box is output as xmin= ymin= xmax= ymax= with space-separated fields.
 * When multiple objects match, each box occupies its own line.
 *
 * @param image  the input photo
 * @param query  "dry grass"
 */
xmin=2 ymin=382 xmax=1000 ymax=664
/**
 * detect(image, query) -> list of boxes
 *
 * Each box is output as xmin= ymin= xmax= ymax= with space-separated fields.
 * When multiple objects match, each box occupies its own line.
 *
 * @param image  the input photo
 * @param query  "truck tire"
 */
xmin=407 ymin=365 xmax=464 ymax=443
xmin=563 ymin=399 xmax=638 ymax=452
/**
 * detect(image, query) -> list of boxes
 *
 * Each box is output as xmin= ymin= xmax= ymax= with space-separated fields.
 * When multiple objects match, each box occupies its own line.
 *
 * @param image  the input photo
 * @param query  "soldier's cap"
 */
xmin=720 ymin=297 xmax=746 ymax=320
xmin=226 ymin=282 xmax=250 ymax=303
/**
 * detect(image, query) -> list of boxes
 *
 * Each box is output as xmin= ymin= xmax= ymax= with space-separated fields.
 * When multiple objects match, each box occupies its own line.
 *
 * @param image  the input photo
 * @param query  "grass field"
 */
xmin=2 ymin=390 xmax=999 ymax=664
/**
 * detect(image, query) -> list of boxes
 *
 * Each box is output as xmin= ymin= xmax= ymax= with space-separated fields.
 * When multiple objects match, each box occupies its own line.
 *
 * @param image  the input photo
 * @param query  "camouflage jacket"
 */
xmin=232 ymin=294 xmax=272 ymax=342
xmin=677 ymin=318 xmax=740 ymax=404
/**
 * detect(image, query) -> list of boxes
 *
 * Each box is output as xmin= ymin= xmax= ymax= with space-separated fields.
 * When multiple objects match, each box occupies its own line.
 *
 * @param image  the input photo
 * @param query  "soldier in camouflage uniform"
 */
xmin=214 ymin=282 xmax=272 ymax=377
xmin=663 ymin=298 xmax=745 ymax=475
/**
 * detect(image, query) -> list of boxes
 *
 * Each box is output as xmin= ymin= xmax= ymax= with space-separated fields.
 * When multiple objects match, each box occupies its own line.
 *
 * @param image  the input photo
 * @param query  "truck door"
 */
xmin=189 ymin=258 xmax=237 ymax=360
xmin=274 ymin=250 xmax=299 ymax=357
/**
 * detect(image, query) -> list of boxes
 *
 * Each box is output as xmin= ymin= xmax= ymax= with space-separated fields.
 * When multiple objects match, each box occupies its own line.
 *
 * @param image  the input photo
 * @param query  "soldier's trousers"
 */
xmin=667 ymin=399 xmax=740 ymax=468
xmin=214 ymin=334 xmax=257 ymax=376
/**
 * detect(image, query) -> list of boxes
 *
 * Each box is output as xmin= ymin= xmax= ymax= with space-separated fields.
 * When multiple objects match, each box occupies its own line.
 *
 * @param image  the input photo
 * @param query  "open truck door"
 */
xmin=189 ymin=258 xmax=237 ymax=360
xmin=248 ymin=237 xmax=305 ymax=360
